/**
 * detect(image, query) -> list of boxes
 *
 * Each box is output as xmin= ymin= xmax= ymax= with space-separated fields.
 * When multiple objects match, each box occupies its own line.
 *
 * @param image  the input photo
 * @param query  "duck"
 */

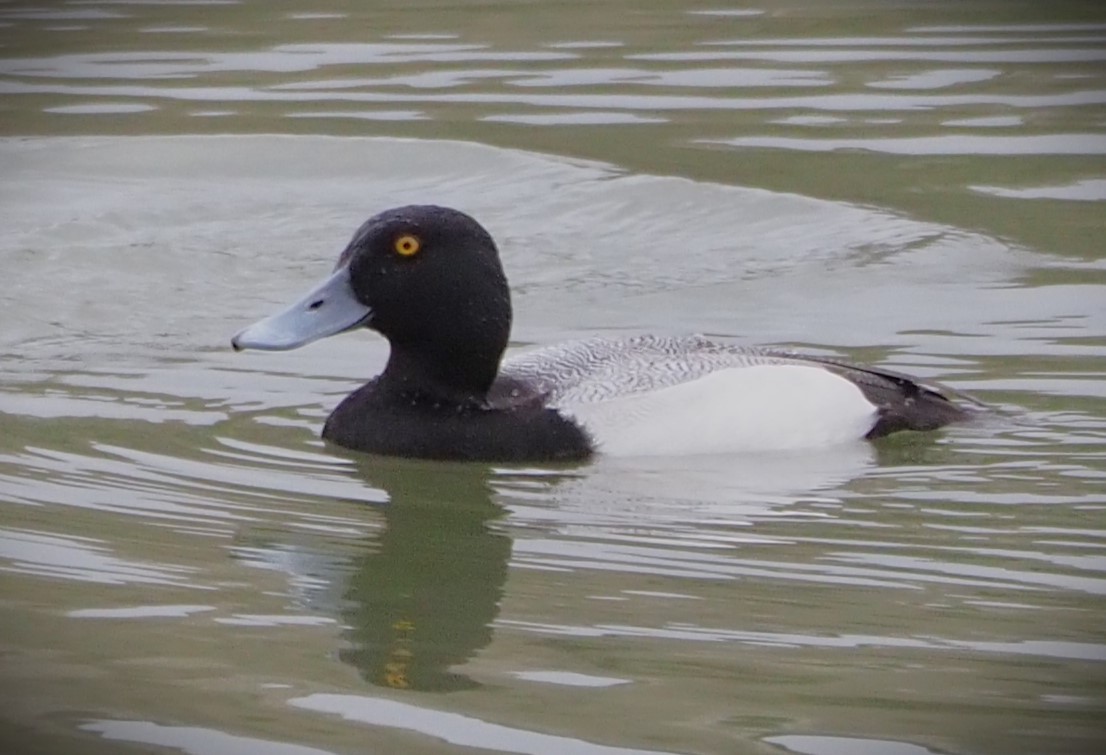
xmin=231 ymin=205 xmax=973 ymax=462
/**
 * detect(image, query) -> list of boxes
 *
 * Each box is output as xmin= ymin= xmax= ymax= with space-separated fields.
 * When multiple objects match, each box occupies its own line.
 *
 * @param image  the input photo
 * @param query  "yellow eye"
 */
xmin=394 ymin=234 xmax=421 ymax=257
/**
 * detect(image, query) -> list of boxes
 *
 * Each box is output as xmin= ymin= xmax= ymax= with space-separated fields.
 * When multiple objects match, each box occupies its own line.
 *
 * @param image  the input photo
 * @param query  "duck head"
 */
xmin=232 ymin=205 xmax=513 ymax=401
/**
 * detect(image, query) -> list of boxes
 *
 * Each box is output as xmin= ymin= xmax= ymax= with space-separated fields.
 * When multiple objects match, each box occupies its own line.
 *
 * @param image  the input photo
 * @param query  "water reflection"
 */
xmin=334 ymin=457 xmax=527 ymax=692
xmin=766 ymin=734 xmax=944 ymax=755
xmin=330 ymin=444 xmax=877 ymax=693
xmin=0 ymin=526 xmax=205 ymax=587
xmin=82 ymin=720 xmax=340 ymax=755
xmin=288 ymin=692 xmax=676 ymax=755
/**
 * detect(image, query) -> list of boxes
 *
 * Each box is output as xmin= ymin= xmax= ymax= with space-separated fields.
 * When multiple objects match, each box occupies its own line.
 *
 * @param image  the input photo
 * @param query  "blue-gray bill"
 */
xmin=231 ymin=266 xmax=371 ymax=351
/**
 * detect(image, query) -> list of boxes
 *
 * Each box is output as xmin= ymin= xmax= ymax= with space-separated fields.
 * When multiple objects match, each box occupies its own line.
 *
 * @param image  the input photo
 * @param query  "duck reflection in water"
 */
xmin=335 ymin=456 xmax=566 ymax=693
xmin=330 ymin=447 xmax=882 ymax=692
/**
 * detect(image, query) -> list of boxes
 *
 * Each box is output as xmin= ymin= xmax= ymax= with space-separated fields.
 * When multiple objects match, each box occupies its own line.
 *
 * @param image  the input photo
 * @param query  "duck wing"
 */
xmin=778 ymin=353 xmax=973 ymax=438
xmin=496 ymin=334 xmax=972 ymax=437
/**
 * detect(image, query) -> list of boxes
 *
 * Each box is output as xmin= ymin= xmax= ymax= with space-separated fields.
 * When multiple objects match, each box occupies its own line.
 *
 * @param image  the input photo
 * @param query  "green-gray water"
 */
xmin=1 ymin=2 xmax=1104 ymax=754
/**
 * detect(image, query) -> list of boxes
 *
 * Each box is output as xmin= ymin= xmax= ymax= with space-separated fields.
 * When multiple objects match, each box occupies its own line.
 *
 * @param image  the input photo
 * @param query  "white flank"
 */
xmin=559 ymin=364 xmax=878 ymax=456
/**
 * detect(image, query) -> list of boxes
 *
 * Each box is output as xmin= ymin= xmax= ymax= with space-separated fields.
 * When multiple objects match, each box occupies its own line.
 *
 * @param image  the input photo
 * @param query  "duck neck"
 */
xmin=379 ymin=338 xmax=503 ymax=408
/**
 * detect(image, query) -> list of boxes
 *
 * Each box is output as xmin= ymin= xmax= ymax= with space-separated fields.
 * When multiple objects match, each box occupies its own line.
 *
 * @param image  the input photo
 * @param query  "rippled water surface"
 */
xmin=1 ymin=2 xmax=1105 ymax=754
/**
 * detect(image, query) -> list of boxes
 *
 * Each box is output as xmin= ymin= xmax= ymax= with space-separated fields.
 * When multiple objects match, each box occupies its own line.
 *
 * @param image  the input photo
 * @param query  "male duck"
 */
xmin=232 ymin=205 xmax=971 ymax=462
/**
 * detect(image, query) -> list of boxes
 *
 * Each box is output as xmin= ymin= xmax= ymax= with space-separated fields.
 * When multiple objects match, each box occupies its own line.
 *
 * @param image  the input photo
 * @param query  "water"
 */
xmin=1 ymin=1 xmax=1105 ymax=754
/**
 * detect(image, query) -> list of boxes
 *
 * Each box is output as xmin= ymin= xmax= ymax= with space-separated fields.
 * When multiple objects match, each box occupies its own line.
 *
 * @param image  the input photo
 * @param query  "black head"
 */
xmin=342 ymin=205 xmax=512 ymax=400
xmin=232 ymin=205 xmax=513 ymax=403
